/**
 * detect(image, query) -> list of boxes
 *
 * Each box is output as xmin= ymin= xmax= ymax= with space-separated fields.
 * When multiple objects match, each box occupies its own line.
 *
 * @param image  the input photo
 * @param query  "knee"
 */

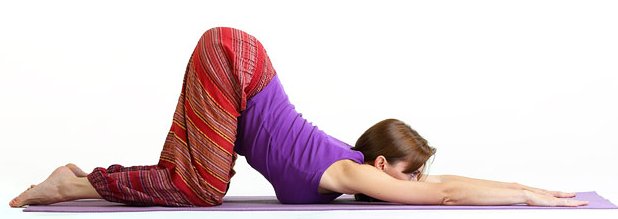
xmin=202 ymin=26 xmax=248 ymax=35
xmin=200 ymin=27 xmax=255 ymax=45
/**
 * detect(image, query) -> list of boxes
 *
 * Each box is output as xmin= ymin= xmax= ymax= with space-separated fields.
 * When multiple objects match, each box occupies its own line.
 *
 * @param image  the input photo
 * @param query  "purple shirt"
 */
xmin=233 ymin=75 xmax=365 ymax=204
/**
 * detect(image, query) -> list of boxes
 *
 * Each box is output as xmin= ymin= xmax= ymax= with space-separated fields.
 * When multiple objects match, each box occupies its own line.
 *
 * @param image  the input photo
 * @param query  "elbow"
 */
xmin=438 ymin=181 xmax=462 ymax=206
xmin=441 ymin=194 xmax=457 ymax=206
xmin=441 ymin=196 xmax=457 ymax=206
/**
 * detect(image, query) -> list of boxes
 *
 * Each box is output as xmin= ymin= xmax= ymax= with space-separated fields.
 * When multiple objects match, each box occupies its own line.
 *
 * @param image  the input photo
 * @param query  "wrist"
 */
xmin=521 ymin=189 xmax=533 ymax=205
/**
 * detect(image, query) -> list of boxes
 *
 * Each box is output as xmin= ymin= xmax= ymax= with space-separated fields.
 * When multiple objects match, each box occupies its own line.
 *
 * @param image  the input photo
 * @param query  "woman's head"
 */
xmin=352 ymin=118 xmax=436 ymax=201
xmin=354 ymin=118 xmax=436 ymax=180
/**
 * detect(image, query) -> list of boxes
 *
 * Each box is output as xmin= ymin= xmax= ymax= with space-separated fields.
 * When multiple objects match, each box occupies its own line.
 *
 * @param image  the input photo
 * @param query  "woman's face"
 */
xmin=372 ymin=156 xmax=423 ymax=181
xmin=385 ymin=161 xmax=422 ymax=181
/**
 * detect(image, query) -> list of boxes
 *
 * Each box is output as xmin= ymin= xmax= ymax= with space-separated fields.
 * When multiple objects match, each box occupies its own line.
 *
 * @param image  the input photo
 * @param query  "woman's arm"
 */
xmin=421 ymin=174 xmax=576 ymax=198
xmin=320 ymin=160 xmax=587 ymax=206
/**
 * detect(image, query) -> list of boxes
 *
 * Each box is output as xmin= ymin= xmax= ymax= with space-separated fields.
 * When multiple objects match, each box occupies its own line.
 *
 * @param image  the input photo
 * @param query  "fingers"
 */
xmin=550 ymin=191 xmax=576 ymax=198
xmin=519 ymin=184 xmax=577 ymax=198
xmin=548 ymin=195 xmax=588 ymax=207
xmin=524 ymin=186 xmax=555 ymax=197
xmin=535 ymin=189 xmax=575 ymax=198
xmin=559 ymin=198 xmax=589 ymax=207
xmin=536 ymin=189 xmax=576 ymax=198
xmin=528 ymin=191 xmax=588 ymax=207
xmin=533 ymin=189 xmax=554 ymax=197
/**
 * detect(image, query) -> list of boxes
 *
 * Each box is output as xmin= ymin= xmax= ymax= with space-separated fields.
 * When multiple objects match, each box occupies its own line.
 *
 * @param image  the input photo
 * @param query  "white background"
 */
xmin=1 ymin=0 xmax=616 ymax=218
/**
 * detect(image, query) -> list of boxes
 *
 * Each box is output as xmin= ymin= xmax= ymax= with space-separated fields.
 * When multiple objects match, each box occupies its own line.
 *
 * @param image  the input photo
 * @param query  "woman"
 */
xmin=10 ymin=27 xmax=587 ymax=208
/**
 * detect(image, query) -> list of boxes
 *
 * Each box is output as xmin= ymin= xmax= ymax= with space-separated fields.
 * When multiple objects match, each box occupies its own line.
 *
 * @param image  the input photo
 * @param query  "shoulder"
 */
xmin=319 ymin=159 xmax=372 ymax=195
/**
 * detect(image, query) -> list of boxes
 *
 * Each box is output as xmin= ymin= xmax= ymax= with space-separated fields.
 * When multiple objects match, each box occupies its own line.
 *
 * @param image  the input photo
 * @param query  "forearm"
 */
xmin=441 ymin=181 xmax=529 ymax=205
xmin=438 ymin=175 xmax=518 ymax=190
xmin=437 ymin=175 xmax=566 ymax=196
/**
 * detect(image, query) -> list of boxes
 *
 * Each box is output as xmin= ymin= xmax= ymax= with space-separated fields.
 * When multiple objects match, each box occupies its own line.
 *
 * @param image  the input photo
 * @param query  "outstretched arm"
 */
xmin=421 ymin=174 xmax=576 ymax=198
xmin=321 ymin=160 xmax=588 ymax=206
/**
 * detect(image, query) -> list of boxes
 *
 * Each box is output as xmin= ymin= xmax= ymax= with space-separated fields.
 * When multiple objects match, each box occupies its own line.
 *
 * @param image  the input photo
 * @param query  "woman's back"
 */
xmin=233 ymin=75 xmax=365 ymax=204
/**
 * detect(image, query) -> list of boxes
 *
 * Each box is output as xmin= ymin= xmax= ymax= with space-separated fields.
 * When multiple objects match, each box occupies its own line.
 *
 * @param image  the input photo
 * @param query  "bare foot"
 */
xmin=9 ymin=166 xmax=76 ymax=207
xmin=65 ymin=163 xmax=89 ymax=177
xmin=27 ymin=163 xmax=89 ymax=191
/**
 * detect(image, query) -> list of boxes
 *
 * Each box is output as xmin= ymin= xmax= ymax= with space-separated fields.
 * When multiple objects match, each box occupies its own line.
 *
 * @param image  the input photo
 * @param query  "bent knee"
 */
xmin=200 ymin=27 xmax=256 ymax=46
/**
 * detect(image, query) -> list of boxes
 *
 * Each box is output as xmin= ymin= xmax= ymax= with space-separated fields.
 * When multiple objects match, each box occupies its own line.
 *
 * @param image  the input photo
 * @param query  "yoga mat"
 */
xmin=24 ymin=191 xmax=616 ymax=212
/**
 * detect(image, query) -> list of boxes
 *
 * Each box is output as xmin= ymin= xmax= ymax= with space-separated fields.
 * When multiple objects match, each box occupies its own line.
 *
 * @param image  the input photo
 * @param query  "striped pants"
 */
xmin=87 ymin=27 xmax=276 ymax=206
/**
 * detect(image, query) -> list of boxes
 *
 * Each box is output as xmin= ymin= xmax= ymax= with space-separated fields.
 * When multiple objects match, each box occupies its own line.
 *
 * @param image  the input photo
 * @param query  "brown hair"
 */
xmin=352 ymin=118 xmax=436 ymax=202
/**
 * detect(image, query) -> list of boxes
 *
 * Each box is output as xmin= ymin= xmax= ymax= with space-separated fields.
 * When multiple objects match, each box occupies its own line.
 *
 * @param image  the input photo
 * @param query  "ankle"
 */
xmin=61 ymin=177 xmax=101 ymax=200
xmin=57 ymin=177 xmax=79 ymax=201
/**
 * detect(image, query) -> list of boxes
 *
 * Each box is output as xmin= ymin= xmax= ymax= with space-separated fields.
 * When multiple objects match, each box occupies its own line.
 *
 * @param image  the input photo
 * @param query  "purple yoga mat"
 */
xmin=24 ymin=191 xmax=616 ymax=212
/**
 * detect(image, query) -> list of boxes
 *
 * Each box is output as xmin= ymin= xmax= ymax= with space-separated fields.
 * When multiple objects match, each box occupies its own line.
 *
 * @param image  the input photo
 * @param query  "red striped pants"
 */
xmin=87 ymin=27 xmax=276 ymax=206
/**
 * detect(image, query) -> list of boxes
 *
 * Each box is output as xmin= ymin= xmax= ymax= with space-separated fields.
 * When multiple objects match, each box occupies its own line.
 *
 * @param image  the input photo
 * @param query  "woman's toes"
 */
xmin=9 ymin=197 xmax=23 ymax=208
xmin=10 ymin=186 xmax=33 ymax=207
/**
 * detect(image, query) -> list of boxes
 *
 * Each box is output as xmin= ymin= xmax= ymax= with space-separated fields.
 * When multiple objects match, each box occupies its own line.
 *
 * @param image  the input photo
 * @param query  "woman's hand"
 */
xmin=524 ymin=190 xmax=589 ymax=207
xmin=512 ymin=183 xmax=576 ymax=199
xmin=425 ymin=175 xmax=588 ymax=206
